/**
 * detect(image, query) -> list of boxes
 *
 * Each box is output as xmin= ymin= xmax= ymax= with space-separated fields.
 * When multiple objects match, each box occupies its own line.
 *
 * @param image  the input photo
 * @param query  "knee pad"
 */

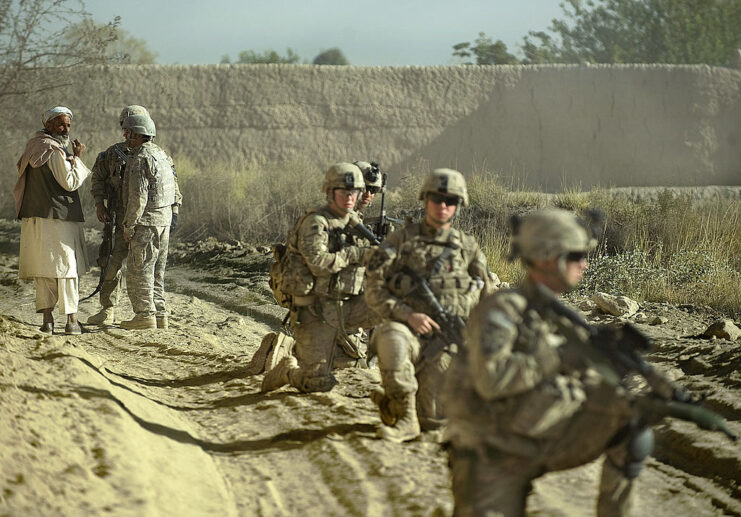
xmin=624 ymin=425 xmax=654 ymax=479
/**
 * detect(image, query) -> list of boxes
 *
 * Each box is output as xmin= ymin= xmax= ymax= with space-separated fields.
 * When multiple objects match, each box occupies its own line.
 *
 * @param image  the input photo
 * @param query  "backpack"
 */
xmin=268 ymin=243 xmax=291 ymax=308
xmin=269 ymin=214 xmax=316 ymax=308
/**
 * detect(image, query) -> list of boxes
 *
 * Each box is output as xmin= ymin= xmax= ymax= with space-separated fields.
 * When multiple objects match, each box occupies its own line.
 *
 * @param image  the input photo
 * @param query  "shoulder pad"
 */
xmin=299 ymin=212 xmax=329 ymax=233
xmin=404 ymin=223 xmax=422 ymax=238
xmin=480 ymin=289 xmax=528 ymax=320
xmin=459 ymin=231 xmax=479 ymax=250
xmin=473 ymin=306 xmax=518 ymax=356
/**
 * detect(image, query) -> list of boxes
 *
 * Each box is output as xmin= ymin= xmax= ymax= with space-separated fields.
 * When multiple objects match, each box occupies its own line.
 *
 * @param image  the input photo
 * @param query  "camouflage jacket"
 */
xmin=444 ymin=279 xmax=631 ymax=454
xmin=122 ymin=142 xmax=176 ymax=230
xmin=290 ymin=206 xmax=372 ymax=300
xmin=364 ymin=221 xmax=491 ymax=322
xmin=91 ymin=141 xmax=182 ymax=222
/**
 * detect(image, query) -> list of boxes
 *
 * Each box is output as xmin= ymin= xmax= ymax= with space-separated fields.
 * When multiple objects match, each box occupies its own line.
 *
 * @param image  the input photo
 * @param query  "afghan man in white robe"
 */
xmin=14 ymin=106 xmax=92 ymax=335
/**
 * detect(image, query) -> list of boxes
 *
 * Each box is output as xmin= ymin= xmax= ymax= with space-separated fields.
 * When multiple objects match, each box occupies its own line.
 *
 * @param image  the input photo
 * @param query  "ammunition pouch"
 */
xmin=331 ymin=265 xmax=365 ymax=297
xmin=509 ymin=374 xmax=586 ymax=439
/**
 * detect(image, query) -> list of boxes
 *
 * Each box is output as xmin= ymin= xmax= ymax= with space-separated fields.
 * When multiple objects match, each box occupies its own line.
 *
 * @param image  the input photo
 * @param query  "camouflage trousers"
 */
xmin=449 ymin=395 xmax=639 ymax=517
xmin=371 ymin=321 xmax=451 ymax=430
xmin=126 ymin=225 xmax=170 ymax=317
xmin=288 ymin=295 xmax=376 ymax=392
xmin=99 ymin=223 xmax=129 ymax=309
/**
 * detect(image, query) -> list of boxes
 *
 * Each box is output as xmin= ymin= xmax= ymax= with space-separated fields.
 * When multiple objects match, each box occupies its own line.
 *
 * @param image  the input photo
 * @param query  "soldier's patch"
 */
xmin=479 ymin=308 xmax=517 ymax=355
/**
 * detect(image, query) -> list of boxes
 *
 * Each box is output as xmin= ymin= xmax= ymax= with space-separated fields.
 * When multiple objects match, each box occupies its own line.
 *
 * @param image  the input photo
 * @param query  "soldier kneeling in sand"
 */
xmin=260 ymin=163 xmax=379 ymax=393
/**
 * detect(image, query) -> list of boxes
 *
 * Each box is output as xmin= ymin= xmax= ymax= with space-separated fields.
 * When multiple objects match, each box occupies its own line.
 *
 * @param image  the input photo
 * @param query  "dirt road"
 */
xmin=1 ymin=223 xmax=739 ymax=516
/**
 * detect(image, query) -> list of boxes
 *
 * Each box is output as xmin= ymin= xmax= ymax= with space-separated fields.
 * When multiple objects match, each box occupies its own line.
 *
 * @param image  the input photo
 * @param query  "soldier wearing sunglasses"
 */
xmin=445 ymin=208 xmax=651 ymax=517
xmin=354 ymin=161 xmax=384 ymax=211
xmin=364 ymin=168 xmax=494 ymax=442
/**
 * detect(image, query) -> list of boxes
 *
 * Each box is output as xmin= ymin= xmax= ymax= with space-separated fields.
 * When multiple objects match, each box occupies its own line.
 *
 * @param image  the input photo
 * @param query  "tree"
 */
xmin=221 ymin=48 xmax=301 ymax=64
xmin=67 ymin=20 xmax=157 ymax=64
xmin=312 ymin=48 xmax=349 ymax=65
xmin=452 ymin=32 xmax=520 ymax=64
xmin=0 ymin=0 xmax=120 ymax=101
xmin=521 ymin=0 xmax=741 ymax=65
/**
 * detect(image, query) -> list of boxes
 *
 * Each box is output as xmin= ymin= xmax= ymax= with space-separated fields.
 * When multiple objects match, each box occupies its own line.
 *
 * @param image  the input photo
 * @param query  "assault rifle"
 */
xmin=535 ymin=283 xmax=737 ymax=441
xmin=363 ymin=168 xmax=403 ymax=241
xmin=401 ymin=266 xmax=466 ymax=364
xmin=82 ymin=146 xmax=127 ymax=302
xmin=81 ymin=193 xmax=115 ymax=302
xmin=344 ymin=214 xmax=381 ymax=246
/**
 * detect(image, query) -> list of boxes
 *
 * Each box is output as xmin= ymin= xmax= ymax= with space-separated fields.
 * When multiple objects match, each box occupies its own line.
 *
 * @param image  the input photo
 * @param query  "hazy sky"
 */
xmin=81 ymin=0 xmax=565 ymax=66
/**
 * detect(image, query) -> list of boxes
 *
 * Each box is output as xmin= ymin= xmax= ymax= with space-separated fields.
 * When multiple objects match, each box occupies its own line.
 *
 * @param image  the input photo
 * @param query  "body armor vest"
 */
xmin=139 ymin=143 xmax=176 ymax=210
xmin=388 ymin=225 xmax=478 ymax=318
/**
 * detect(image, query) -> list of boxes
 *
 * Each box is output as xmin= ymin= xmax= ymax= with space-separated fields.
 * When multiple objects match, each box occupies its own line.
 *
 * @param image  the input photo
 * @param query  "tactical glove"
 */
xmin=170 ymin=213 xmax=178 ymax=231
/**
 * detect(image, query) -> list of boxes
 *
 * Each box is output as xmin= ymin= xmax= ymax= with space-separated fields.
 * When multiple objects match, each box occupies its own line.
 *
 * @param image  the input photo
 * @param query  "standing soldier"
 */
xmin=364 ymin=169 xmax=492 ymax=442
xmin=261 ymin=163 xmax=377 ymax=393
xmin=444 ymin=208 xmax=650 ymax=517
xmin=119 ymin=115 xmax=177 ymax=330
xmin=87 ymin=106 xmax=181 ymax=326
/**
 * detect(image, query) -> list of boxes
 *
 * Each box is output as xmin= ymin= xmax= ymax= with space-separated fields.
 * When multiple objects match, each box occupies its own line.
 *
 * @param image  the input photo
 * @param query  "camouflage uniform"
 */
xmin=444 ymin=209 xmax=649 ymax=517
xmin=364 ymin=169 xmax=492 ymax=441
xmin=121 ymin=138 xmax=176 ymax=322
xmin=262 ymin=163 xmax=377 ymax=393
xmin=89 ymin=106 xmax=181 ymax=316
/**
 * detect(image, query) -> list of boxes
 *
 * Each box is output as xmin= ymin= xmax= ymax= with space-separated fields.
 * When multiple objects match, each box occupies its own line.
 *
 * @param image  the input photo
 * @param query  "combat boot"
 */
xmin=261 ymin=355 xmax=298 ymax=393
xmin=370 ymin=388 xmax=398 ymax=426
xmin=120 ymin=315 xmax=157 ymax=330
xmin=87 ymin=307 xmax=115 ymax=325
xmin=376 ymin=394 xmax=421 ymax=443
xmin=156 ymin=315 xmax=168 ymax=329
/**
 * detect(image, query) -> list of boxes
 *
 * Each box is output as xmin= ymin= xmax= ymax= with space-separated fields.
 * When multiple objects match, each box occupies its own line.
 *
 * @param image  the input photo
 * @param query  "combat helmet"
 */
xmin=509 ymin=208 xmax=597 ymax=262
xmin=119 ymin=105 xmax=149 ymax=127
xmin=122 ymin=114 xmax=156 ymax=137
xmin=418 ymin=168 xmax=469 ymax=206
xmin=354 ymin=161 xmax=383 ymax=191
xmin=322 ymin=162 xmax=365 ymax=192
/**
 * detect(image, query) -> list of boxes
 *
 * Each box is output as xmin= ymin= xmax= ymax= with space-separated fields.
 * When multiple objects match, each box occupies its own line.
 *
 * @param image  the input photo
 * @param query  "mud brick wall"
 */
xmin=4 ymin=64 xmax=740 ymax=191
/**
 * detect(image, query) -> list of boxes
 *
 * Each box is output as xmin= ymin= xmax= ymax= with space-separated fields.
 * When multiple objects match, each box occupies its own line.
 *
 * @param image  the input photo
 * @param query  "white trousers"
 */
xmin=34 ymin=277 xmax=78 ymax=315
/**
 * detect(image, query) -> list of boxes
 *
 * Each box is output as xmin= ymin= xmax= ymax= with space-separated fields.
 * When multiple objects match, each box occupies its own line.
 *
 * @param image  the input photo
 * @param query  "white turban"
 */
xmin=42 ymin=106 xmax=73 ymax=125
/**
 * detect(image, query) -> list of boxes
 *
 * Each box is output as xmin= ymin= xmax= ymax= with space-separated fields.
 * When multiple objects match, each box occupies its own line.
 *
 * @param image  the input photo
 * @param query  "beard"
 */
xmin=55 ymin=134 xmax=70 ymax=148
xmin=46 ymin=130 xmax=70 ymax=148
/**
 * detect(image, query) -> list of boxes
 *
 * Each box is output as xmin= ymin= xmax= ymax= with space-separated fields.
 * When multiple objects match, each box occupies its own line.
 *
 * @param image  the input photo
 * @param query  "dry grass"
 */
xmin=175 ymin=156 xmax=323 ymax=243
xmin=3 ymin=154 xmax=734 ymax=315
xmin=174 ymin=159 xmax=740 ymax=315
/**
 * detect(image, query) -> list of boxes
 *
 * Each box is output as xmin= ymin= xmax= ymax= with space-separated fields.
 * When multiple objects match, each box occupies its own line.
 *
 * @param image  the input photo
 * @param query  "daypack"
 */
xmin=269 ymin=214 xmax=316 ymax=308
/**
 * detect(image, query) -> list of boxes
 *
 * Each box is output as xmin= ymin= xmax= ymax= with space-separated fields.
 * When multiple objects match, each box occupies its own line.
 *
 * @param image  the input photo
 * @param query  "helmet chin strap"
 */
xmin=555 ymin=255 xmax=574 ymax=292
xmin=327 ymin=190 xmax=351 ymax=215
xmin=528 ymin=255 xmax=571 ymax=293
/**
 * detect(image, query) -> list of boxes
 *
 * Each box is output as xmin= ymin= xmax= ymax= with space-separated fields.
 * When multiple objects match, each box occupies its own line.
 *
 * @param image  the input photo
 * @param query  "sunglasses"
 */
xmin=366 ymin=186 xmax=381 ymax=194
xmin=565 ymin=251 xmax=588 ymax=262
xmin=334 ymin=188 xmax=361 ymax=197
xmin=427 ymin=193 xmax=460 ymax=206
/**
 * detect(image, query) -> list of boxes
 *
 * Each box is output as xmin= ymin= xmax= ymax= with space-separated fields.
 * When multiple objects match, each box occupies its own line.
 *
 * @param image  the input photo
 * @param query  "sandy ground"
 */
xmin=0 ymin=220 xmax=739 ymax=517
